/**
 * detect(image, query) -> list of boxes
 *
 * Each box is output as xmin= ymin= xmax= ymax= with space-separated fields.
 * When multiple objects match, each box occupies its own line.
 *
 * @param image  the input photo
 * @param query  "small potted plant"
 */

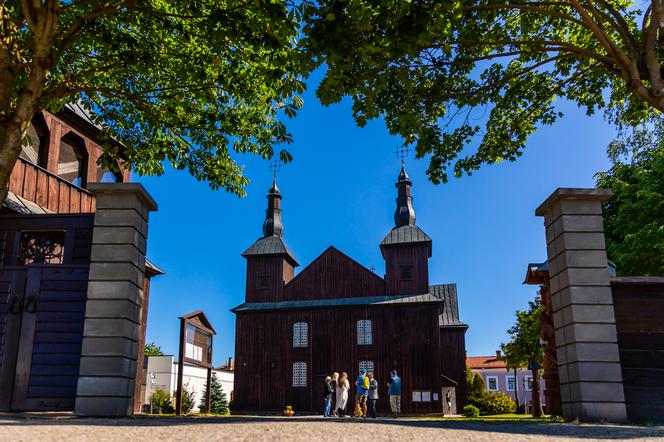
xmin=284 ymin=405 xmax=294 ymax=417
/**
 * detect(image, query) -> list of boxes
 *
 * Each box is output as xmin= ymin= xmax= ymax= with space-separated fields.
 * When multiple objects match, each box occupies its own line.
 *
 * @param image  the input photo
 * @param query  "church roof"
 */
xmin=379 ymin=225 xmax=432 ymax=257
xmin=231 ymin=292 xmax=443 ymax=313
xmin=232 ymin=283 xmax=466 ymax=329
xmin=430 ymin=284 xmax=466 ymax=327
xmin=241 ymin=235 xmax=299 ymax=266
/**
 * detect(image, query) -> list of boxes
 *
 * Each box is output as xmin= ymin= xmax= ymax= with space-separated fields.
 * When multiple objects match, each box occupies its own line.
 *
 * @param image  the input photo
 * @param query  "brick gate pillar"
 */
xmin=536 ymin=188 xmax=626 ymax=422
xmin=75 ymin=183 xmax=157 ymax=416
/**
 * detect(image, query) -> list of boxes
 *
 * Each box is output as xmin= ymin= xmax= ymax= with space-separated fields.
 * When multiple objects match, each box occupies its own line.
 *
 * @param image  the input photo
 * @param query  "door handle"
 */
xmin=24 ymin=295 xmax=37 ymax=314
xmin=8 ymin=296 xmax=23 ymax=314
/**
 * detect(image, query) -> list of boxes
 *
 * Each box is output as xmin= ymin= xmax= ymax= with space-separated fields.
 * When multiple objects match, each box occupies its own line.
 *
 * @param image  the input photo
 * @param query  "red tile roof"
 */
xmin=467 ymin=355 xmax=507 ymax=369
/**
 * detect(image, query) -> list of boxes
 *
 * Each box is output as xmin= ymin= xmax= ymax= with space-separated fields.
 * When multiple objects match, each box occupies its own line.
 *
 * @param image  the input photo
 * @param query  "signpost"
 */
xmin=175 ymin=311 xmax=216 ymax=415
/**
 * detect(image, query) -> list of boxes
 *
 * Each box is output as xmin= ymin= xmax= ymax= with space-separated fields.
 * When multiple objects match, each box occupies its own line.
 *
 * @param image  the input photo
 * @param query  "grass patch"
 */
xmin=419 ymin=414 xmax=562 ymax=423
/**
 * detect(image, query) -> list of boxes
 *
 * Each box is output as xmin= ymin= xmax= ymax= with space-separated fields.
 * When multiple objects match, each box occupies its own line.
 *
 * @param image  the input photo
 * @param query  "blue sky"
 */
xmin=138 ymin=71 xmax=616 ymax=366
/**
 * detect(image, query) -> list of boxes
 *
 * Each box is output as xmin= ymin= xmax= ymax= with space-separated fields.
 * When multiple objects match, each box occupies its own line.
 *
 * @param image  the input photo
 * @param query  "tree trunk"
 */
xmin=531 ymin=368 xmax=544 ymax=417
xmin=513 ymin=367 xmax=520 ymax=411
xmin=0 ymin=121 xmax=25 ymax=203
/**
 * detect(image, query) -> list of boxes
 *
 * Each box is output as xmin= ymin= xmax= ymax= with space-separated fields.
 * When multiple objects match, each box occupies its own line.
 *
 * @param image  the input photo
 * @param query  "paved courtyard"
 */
xmin=0 ymin=416 xmax=663 ymax=442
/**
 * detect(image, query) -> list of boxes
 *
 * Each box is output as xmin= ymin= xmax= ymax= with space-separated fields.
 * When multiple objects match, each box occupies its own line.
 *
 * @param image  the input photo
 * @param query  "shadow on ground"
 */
xmin=0 ymin=414 xmax=662 ymax=440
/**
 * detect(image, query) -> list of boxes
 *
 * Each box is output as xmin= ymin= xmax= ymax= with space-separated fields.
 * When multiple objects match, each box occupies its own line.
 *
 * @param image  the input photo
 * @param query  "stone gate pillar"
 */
xmin=75 ymin=183 xmax=157 ymax=416
xmin=536 ymin=188 xmax=626 ymax=422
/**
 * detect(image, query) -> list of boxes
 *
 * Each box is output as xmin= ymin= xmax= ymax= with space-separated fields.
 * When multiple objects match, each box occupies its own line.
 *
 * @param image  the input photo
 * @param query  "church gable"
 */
xmin=284 ymin=246 xmax=385 ymax=300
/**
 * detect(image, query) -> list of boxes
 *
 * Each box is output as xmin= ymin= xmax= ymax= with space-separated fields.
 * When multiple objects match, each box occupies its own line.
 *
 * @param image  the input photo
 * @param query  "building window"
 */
xmin=486 ymin=376 xmax=499 ymax=392
xmin=356 ymin=319 xmax=373 ymax=345
xmin=359 ymin=360 xmax=374 ymax=373
xmin=97 ymin=164 xmax=123 ymax=183
xmin=507 ymin=376 xmax=516 ymax=392
xmin=400 ymin=265 xmax=413 ymax=281
xmin=20 ymin=121 xmax=48 ymax=167
xmin=256 ymin=276 xmax=270 ymax=290
xmin=292 ymin=362 xmax=307 ymax=387
xmin=16 ymin=231 xmax=65 ymax=265
xmin=58 ymin=133 xmax=87 ymax=187
xmin=292 ymin=322 xmax=308 ymax=348
xmin=525 ymin=377 xmax=533 ymax=391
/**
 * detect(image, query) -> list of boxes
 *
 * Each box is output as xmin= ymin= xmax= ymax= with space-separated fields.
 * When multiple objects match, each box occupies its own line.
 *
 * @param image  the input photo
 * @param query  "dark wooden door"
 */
xmin=0 ymin=268 xmax=26 ymax=411
xmin=0 ymin=265 xmax=88 ymax=411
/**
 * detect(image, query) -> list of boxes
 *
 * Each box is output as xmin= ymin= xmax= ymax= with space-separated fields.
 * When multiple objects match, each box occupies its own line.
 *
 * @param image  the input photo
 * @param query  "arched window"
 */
xmin=357 ymin=320 xmax=373 ymax=345
xmin=293 ymin=322 xmax=308 ymax=348
xmin=58 ymin=133 xmax=87 ymax=187
xmin=96 ymin=164 xmax=123 ymax=183
xmin=19 ymin=118 xmax=48 ymax=167
xmin=292 ymin=362 xmax=307 ymax=387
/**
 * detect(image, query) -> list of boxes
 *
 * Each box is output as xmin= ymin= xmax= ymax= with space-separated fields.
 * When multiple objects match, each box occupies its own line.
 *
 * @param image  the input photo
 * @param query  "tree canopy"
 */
xmin=502 ymin=296 xmax=543 ymax=371
xmin=597 ymin=120 xmax=664 ymax=276
xmin=303 ymin=1 xmax=664 ymax=184
xmin=0 ymin=1 xmax=306 ymax=197
xmin=144 ymin=342 xmax=164 ymax=356
xmin=501 ymin=294 xmax=544 ymax=416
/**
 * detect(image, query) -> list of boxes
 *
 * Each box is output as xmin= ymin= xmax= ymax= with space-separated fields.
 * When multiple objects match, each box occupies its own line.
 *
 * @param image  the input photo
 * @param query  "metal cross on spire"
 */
xmin=268 ymin=158 xmax=282 ymax=179
xmin=395 ymin=145 xmax=411 ymax=165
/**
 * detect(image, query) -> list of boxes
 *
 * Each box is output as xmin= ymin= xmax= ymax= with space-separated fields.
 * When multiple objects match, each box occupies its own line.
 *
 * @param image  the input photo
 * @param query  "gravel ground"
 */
xmin=0 ymin=416 xmax=662 ymax=442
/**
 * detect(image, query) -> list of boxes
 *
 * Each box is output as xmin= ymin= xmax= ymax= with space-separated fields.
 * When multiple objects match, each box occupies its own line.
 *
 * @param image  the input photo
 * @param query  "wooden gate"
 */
xmin=0 ymin=265 xmax=89 ymax=411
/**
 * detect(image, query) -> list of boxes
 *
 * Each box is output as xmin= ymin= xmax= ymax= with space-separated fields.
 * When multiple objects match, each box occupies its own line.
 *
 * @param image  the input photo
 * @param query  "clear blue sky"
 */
xmin=138 ymin=70 xmax=616 ymax=366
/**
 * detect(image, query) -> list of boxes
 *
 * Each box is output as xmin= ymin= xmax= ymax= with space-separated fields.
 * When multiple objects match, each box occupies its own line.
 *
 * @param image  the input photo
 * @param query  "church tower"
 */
xmin=380 ymin=163 xmax=432 ymax=295
xmin=242 ymin=177 xmax=299 ymax=302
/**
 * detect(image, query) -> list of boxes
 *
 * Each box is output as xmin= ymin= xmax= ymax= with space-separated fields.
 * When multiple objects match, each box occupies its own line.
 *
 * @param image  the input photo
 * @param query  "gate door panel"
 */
xmin=0 ymin=269 xmax=26 ymax=411
xmin=12 ymin=266 xmax=88 ymax=411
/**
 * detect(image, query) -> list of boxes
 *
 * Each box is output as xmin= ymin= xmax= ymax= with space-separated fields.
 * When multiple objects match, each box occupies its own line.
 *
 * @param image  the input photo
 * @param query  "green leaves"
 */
xmin=501 ymin=295 xmax=544 ymax=369
xmin=597 ymin=120 xmax=664 ymax=276
xmin=8 ymin=0 xmax=308 ymax=196
xmin=302 ymin=1 xmax=659 ymax=184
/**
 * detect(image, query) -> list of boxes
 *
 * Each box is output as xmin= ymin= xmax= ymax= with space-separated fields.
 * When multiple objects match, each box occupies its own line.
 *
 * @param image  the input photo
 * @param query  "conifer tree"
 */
xmin=199 ymin=373 xmax=229 ymax=415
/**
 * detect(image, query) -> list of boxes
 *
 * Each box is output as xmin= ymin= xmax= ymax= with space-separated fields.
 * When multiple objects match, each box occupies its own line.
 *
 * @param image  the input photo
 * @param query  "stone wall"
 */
xmin=536 ymin=188 xmax=626 ymax=422
xmin=75 ymin=183 xmax=157 ymax=416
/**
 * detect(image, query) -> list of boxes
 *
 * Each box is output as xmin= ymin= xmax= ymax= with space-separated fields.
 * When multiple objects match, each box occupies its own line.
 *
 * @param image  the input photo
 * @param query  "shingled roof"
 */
xmin=242 ymin=235 xmax=299 ymax=266
xmin=430 ymin=284 xmax=466 ymax=327
xmin=232 ymin=283 xmax=466 ymax=329
xmin=379 ymin=225 xmax=432 ymax=258
xmin=231 ymin=292 xmax=444 ymax=313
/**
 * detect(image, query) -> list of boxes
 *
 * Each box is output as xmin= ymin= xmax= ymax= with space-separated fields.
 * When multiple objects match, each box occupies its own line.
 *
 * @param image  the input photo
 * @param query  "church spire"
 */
xmin=262 ymin=176 xmax=283 ymax=237
xmin=394 ymin=161 xmax=416 ymax=227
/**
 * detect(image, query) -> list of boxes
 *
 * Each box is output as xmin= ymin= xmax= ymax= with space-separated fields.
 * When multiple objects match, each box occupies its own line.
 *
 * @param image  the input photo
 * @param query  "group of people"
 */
xmin=322 ymin=369 xmax=402 ymax=418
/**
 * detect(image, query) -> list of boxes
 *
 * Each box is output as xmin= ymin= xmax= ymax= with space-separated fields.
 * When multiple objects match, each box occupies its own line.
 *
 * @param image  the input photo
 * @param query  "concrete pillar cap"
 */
xmin=87 ymin=183 xmax=158 ymax=212
xmin=535 ymin=188 xmax=612 ymax=216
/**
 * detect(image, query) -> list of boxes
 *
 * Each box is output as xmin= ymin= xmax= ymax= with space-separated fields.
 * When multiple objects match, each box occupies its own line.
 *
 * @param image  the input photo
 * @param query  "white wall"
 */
xmin=143 ymin=355 xmax=234 ymax=412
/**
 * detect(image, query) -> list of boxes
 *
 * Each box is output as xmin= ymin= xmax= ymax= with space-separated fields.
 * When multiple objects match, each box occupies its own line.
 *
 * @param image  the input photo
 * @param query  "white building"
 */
xmin=142 ymin=355 xmax=234 ymax=413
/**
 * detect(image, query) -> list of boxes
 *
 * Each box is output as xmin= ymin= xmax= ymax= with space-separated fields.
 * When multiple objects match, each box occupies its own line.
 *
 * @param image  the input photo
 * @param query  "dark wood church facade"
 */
xmin=232 ymin=166 xmax=468 ymax=414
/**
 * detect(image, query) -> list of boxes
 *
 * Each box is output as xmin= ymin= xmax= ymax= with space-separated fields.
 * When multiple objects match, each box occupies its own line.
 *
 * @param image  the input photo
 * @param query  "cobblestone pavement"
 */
xmin=0 ymin=416 xmax=663 ymax=442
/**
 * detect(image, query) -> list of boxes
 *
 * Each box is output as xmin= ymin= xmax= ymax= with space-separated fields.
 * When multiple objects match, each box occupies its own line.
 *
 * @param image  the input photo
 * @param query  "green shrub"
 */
xmin=483 ymin=392 xmax=517 ymax=415
xmin=463 ymin=405 xmax=480 ymax=418
xmin=174 ymin=384 xmax=196 ymax=414
xmin=468 ymin=390 xmax=517 ymax=415
xmin=149 ymin=388 xmax=174 ymax=414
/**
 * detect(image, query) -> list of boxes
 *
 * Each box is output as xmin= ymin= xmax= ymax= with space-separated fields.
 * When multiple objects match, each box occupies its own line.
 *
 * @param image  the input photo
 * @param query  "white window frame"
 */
xmin=292 ymin=322 xmax=308 ymax=348
xmin=525 ymin=376 xmax=533 ymax=391
xmin=486 ymin=375 xmax=499 ymax=392
xmin=356 ymin=319 xmax=373 ymax=346
xmin=292 ymin=362 xmax=307 ymax=387
xmin=506 ymin=375 xmax=516 ymax=392
xmin=359 ymin=360 xmax=374 ymax=373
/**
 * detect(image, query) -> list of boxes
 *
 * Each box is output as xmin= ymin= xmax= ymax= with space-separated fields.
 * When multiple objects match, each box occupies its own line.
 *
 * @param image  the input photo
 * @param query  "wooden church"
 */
xmin=232 ymin=164 xmax=468 ymax=414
